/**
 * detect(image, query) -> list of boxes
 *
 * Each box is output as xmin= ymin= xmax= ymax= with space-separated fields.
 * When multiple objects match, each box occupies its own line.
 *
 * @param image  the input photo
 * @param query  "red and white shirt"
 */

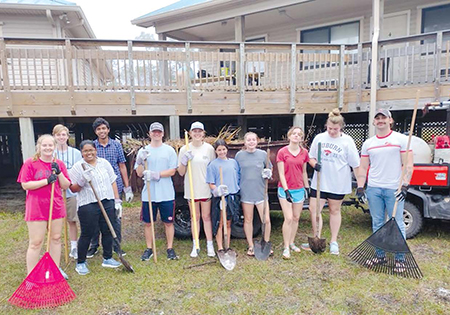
xmin=361 ymin=131 xmax=410 ymax=189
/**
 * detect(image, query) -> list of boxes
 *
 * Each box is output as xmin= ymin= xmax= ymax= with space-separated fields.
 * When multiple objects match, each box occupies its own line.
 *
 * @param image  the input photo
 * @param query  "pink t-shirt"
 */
xmin=17 ymin=158 xmax=70 ymax=221
xmin=276 ymin=146 xmax=310 ymax=190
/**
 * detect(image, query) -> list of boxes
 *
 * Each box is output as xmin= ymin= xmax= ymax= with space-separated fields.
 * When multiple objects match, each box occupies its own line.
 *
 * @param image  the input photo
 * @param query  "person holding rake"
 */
xmin=177 ymin=121 xmax=216 ymax=258
xmin=17 ymin=134 xmax=71 ymax=279
xmin=235 ymin=132 xmax=272 ymax=257
xmin=277 ymin=126 xmax=310 ymax=260
xmin=302 ymin=109 xmax=360 ymax=255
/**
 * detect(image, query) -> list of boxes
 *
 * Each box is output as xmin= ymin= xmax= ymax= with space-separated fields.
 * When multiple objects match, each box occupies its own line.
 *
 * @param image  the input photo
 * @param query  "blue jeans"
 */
xmin=366 ymin=186 xmax=405 ymax=260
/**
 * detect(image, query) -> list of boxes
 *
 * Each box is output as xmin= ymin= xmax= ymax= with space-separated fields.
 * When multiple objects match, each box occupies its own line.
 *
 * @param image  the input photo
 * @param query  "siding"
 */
xmin=0 ymin=14 xmax=54 ymax=38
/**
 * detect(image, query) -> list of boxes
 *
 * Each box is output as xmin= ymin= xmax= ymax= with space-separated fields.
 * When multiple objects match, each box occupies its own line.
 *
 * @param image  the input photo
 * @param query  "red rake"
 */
xmin=9 ymin=177 xmax=76 ymax=309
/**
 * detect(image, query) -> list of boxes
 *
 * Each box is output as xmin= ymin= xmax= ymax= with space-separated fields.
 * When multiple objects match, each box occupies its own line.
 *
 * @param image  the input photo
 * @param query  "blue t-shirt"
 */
xmin=134 ymin=144 xmax=177 ymax=203
xmin=206 ymin=158 xmax=240 ymax=194
xmin=54 ymin=146 xmax=82 ymax=198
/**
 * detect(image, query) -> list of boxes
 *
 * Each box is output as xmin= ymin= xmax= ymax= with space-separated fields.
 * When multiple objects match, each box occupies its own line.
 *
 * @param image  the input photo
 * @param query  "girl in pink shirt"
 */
xmin=17 ymin=134 xmax=71 ymax=275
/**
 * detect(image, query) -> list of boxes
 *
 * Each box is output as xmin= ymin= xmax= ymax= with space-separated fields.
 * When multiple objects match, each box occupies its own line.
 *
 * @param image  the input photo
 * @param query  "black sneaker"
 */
xmin=141 ymin=248 xmax=153 ymax=261
xmin=86 ymin=247 xmax=98 ymax=259
xmin=114 ymin=249 xmax=127 ymax=256
xmin=167 ymin=248 xmax=179 ymax=260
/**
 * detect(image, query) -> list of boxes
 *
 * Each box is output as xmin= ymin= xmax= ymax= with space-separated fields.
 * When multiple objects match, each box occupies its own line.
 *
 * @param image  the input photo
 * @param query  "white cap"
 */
xmin=190 ymin=121 xmax=204 ymax=131
xmin=149 ymin=122 xmax=164 ymax=132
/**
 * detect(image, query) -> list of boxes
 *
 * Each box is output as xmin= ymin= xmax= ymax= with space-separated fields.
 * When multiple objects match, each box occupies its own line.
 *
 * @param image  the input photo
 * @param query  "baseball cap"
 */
xmin=374 ymin=109 xmax=392 ymax=118
xmin=190 ymin=121 xmax=204 ymax=131
xmin=149 ymin=122 xmax=164 ymax=132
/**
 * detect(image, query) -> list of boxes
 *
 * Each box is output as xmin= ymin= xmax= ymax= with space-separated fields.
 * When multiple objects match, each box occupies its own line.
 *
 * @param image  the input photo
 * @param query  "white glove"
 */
xmin=213 ymin=185 xmax=229 ymax=197
xmin=143 ymin=170 xmax=160 ymax=182
xmin=180 ymin=150 xmax=194 ymax=166
xmin=136 ymin=149 xmax=150 ymax=166
xmin=78 ymin=167 xmax=93 ymax=187
xmin=261 ymin=168 xmax=272 ymax=179
xmin=123 ymin=186 xmax=133 ymax=202
xmin=115 ymin=199 xmax=123 ymax=219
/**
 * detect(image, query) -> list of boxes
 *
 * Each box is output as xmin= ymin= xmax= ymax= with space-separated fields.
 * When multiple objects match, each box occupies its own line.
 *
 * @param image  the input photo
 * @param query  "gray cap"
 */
xmin=374 ymin=109 xmax=392 ymax=118
xmin=149 ymin=122 xmax=164 ymax=132
xmin=190 ymin=121 xmax=204 ymax=131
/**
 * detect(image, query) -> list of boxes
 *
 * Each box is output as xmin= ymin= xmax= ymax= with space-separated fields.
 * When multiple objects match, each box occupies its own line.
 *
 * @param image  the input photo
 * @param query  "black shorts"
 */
xmin=310 ymin=189 xmax=345 ymax=201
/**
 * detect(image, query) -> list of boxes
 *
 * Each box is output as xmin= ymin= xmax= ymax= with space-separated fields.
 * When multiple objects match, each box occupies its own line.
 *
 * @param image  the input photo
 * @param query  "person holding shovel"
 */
xmin=235 ymin=132 xmax=272 ymax=257
xmin=357 ymin=109 xmax=413 ymax=271
xmin=69 ymin=140 xmax=123 ymax=275
xmin=52 ymin=124 xmax=82 ymax=260
xmin=303 ymin=109 xmax=360 ymax=255
xmin=206 ymin=139 xmax=240 ymax=252
xmin=17 ymin=134 xmax=71 ymax=279
xmin=177 ymin=121 xmax=216 ymax=258
xmin=135 ymin=122 xmax=179 ymax=261
xmin=277 ymin=126 xmax=310 ymax=260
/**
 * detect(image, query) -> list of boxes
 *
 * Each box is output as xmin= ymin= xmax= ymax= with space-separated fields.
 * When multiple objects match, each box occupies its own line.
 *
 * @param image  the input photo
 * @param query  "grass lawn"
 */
xmin=1 ymin=202 xmax=450 ymax=314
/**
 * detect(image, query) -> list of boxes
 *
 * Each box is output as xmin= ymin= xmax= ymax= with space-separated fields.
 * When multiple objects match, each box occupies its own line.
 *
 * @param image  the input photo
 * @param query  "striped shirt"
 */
xmin=94 ymin=138 xmax=126 ymax=194
xmin=69 ymin=158 xmax=117 ymax=207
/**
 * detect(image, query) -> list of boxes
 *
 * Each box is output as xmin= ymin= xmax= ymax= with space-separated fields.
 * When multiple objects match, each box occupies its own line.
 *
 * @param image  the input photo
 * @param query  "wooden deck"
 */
xmin=1 ymin=31 xmax=449 ymax=118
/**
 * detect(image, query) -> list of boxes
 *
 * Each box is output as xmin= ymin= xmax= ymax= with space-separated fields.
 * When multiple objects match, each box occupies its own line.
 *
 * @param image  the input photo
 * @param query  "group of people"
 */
xmin=18 ymin=107 xmax=413 ymax=278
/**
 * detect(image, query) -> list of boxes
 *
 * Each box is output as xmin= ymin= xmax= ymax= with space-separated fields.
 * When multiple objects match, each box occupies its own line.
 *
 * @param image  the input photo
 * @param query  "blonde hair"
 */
xmin=33 ymin=134 xmax=56 ymax=161
xmin=327 ymin=108 xmax=345 ymax=127
xmin=52 ymin=124 xmax=69 ymax=136
xmin=287 ymin=126 xmax=305 ymax=148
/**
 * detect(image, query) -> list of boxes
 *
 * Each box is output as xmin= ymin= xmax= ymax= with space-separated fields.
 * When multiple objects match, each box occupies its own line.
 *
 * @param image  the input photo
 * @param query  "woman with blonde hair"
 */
xmin=235 ymin=132 xmax=272 ymax=256
xmin=277 ymin=126 xmax=310 ymax=259
xmin=304 ymin=108 xmax=360 ymax=255
xmin=17 ymin=134 xmax=71 ymax=278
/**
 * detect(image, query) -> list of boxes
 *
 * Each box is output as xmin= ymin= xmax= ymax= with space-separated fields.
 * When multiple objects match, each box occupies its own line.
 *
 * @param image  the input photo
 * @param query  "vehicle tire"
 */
xmin=174 ymin=199 xmax=192 ymax=239
xmin=231 ymin=208 xmax=262 ymax=239
xmin=403 ymin=201 xmax=423 ymax=239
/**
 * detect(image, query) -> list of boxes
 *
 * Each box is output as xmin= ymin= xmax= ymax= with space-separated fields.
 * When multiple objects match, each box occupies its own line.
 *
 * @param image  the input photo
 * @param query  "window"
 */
xmin=301 ymin=21 xmax=360 ymax=45
xmin=422 ymin=4 xmax=450 ymax=43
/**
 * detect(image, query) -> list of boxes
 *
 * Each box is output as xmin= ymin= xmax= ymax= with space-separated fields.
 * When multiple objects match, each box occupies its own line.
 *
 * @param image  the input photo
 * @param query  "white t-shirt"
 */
xmin=361 ymin=131 xmax=409 ymax=190
xmin=178 ymin=142 xmax=216 ymax=199
xmin=54 ymin=146 xmax=82 ymax=198
xmin=309 ymin=132 xmax=360 ymax=195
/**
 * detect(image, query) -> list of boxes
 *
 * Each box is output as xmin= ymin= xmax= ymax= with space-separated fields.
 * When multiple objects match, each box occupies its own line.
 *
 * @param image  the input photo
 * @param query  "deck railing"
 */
xmin=0 ymin=30 xmax=449 ymax=111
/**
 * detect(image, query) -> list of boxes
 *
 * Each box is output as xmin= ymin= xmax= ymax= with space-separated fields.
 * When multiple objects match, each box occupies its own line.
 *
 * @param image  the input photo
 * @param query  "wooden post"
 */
xmin=65 ymin=39 xmax=76 ymax=115
xmin=185 ymin=42 xmax=192 ymax=113
xmin=169 ymin=115 xmax=180 ymax=140
xmin=435 ymin=31 xmax=443 ymax=101
xmin=237 ymin=116 xmax=247 ymax=138
xmin=356 ymin=43 xmax=363 ymax=109
xmin=369 ymin=0 xmax=381 ymax=137
xmin=239 ymin=43 xmax=245 ymax=113
xmin=338 ymin=44 xmax=345 ymax=109
xmin=293 ymin=114 xmax=305 ymax=131
xmin=290 ymin=44 xmax=297 ymax=112
xmin=158 ymin=33 xmax=169 ymax=89
xmin=234 ymin=16 xmax=245 ymax=42
xmin=19 ymin=117 xmax=35 ymax=160
xmin=128 ymin=41 xmax=136 ymax=115
xmin=0 ymin=39 xmax=13 ymax=116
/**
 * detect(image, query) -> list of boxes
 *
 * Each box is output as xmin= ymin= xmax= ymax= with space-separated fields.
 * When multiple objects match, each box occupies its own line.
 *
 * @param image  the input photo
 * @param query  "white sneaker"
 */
xmin=207 ymin=244 xmax=216 ymax=257
xmin=190 ymin=245 xmax=198 ymax=258
xmin=69 ymin=247 xmax=78 ymax=260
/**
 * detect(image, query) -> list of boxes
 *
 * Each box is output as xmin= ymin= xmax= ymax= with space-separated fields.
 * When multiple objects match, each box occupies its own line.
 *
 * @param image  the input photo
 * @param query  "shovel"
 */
xmin=254 ymin=148 xmax=272 ymax=261
xmin=217 ymin=167 xmax=237 ymax=271
xmin=308 ymin=142 xmax=326 ymax=254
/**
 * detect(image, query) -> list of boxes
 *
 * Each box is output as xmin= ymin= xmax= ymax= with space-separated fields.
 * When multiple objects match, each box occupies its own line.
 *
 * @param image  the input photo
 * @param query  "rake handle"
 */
xmin=46 ymin=181 xmax=56 ymax=253
xmin=185 ymin=131 xmax=200 ymax=251
xmin=144 ymin=159 xmax=158 ymax=263
xmin=63 ymin=190 xmax=69 ymax=264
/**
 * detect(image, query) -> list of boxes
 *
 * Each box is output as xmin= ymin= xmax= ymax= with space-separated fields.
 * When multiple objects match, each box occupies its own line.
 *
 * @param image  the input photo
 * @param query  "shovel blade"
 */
xmin=217 ymin=249 xmax=236 ymax=271
xmin=308 ymin=236 xmax=326 ymax=254
xmin=254 ymin=240 xmax=272 ymax=261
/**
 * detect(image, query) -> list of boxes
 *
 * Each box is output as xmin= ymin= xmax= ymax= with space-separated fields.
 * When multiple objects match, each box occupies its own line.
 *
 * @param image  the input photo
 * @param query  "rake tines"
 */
xmin=348 ymin=218 xmax=423 ymax=279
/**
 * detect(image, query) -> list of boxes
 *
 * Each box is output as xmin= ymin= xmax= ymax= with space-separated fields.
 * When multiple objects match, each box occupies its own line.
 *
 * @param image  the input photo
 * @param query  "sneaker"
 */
xmin=207 ymin=244 xmax=216 ymax=257
xmin=330 ymin=242 xmax=339 ymax=255
xmin=102 ymin=258 xmax=122 ymax=268
xmin=59 ymin=267 xmax=69 ymax=280
xmin=86 ymin=247 xmax=98 ymax=259
xmin=289 ymin=243 xmax=301 ymax=253
xmin=69 ymin=247 xmax=78 ymax=260
xmin=167 ymin=248 xmax=179 ymax=260
xmin=190 ymin=245 xmax=198 ymax=258
xmin=75 ymin=262 xmax=89 ymax=275
xmin=301 ymin=243 xmax=311 ymax=251
xmin=114 ymin=249 xmax=127 ymax=256
xmin=282 ymin=248 xmax=291 ymax=260
xmin=141 ymin=248 xmax=153 ymax=261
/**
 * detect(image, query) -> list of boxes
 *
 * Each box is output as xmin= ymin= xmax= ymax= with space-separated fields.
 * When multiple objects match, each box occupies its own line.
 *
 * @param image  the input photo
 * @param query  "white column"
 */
xmin=293 ymin=114 xmax=305 ymax=131
xmin=369 ymin=0 xmax=381 ymax=137
xmin=234 ymin=16 xmax=245 ymax=42
xmin=169 ymin=115 xmax=180 ymax=140
xmin=19 ymin=117 xmax=35 ymax=160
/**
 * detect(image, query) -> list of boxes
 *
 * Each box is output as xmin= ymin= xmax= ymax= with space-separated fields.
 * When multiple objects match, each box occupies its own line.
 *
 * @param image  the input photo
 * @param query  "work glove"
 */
xmin=180 ymin=150 xmax=194 ymax=166
xmin=395 ymin=184 xmax=409 ymax=202
xmin=313 ymin=163 xmax=321 ymax=172
xmin=213 ymin=185 xmax=229 ymax=197
xmin=123 ymin=186 xmax=133 ymax=202
xmin=115 ymin=199 xmax=123 ymax=219
xmin=47 ymin=173 xmax=58 ymax=185
xmin=77 ymin=167 xmax=93 ymax=187
xmin=51 ymin=162 xmax=61 ymax=175
xmin=143 ymin=170 xmax=160 ymax=182
xmin=356 ymin=187 xmax=368 ymax=204
xmin=136 ymin=149 xmax=150 ymax=166
xmin=261 ymin=168 xmax=272 ymax=179
xmin=285 ymin=189 xmax=293 ymax=203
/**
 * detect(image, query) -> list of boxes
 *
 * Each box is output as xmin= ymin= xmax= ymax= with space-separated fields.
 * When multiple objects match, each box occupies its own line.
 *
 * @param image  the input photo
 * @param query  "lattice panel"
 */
xmin=421 ymin=121 xmax=446 ymax=143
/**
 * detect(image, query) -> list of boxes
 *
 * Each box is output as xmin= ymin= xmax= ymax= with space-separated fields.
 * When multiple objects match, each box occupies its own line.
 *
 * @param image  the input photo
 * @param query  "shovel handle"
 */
xmin=219 ymin=167 xmax=228 ymax=249
xmin=144 ymin=160 xmax=158 ymax=263
xmin=185 ymin=131 xmax=200 ymax=251
xmin=315 ymin=142 xmax=321 ymax=238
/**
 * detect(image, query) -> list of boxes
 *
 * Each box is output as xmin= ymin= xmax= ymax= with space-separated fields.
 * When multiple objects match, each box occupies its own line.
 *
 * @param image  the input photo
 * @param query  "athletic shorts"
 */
xmin=241 ymin=199 xmax=265 ymax=205
xmin=141 ymin=200 xmax=175 ymax=224
xmin=310 ymin=189 xmax=345 ymax=201
xmin=190 ymin=198 xmax=211 ymax=203
xmin=277 ymin=187 xmax=306 ymax=204
xmin=66 ymin=196 xmax=78 ymax=222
